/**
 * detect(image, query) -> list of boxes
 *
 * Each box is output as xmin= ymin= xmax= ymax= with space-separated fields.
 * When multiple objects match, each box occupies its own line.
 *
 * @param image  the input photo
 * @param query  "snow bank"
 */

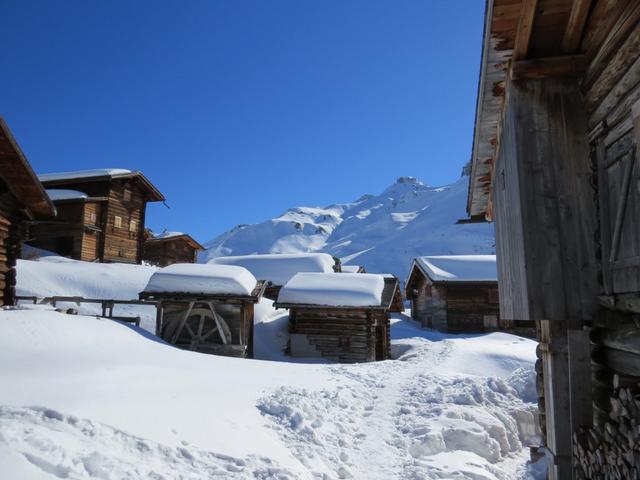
xmin=209 ymin=253 xmax=336 ymax=286
xmin=142 ymin=263 xmax=257 ymax=296
xmin=278 ymin=272 xmax=384 ymax=307
xmin=340 ymin=265 xmax=362 ymax=273
xmin=152 ymin=231 xmax=185 ymax=239
xmin=38 ymin=168 xmax=132 ymax=182
xmin=416 ymin=255 xmax=497 ymax=282
xmin=45 ymin=189 xmax=88 ymax=201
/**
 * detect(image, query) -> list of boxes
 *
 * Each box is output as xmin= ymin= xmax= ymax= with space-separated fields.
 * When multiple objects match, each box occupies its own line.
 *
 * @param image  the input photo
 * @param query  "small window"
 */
xmin=89 ymin=212 xmax=97 ymax=224
xmin=114 ymin=216 xmax=122 ymax=228
xmin=129 ymin=220 xmax=137 ymax=232
xmin=123 ymin=189 xmax=132 ymax=202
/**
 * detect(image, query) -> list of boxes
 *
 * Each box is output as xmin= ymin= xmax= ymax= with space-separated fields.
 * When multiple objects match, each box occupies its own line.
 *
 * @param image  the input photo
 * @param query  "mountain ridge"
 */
xmin=200 ymin=175 xmax=495 ymax=281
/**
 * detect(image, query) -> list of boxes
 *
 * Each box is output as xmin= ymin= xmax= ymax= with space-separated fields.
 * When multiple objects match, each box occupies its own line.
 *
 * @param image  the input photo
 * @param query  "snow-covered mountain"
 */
xmin=200 ymin=175 xmax=495 ymax=281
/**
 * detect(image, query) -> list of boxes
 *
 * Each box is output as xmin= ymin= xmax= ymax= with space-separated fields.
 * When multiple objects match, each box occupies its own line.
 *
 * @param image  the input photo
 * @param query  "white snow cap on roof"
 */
xmin=210 ymin=253 xmax=336 ymax=286
xmin=45 ymin=189 xmax=88 ymax=201
xmin=340 ymin=265 xmax=362 ymax=273
xmin=278 ymin=272 xmax=385 ymax=307
xmin=152 ymin=231 xmax=185 ymax=239
xmin=142 ymin=263 xmax=257 ymax=296
xmin=39 ymin=169 xmax=132 ymax=182
xmin=416 ymin=255 xmax=497 ymax=282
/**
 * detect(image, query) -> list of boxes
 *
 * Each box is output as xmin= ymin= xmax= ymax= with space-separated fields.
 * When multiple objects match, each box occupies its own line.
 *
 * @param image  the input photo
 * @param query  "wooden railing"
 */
xmin=14 ymin=295 xmax=157 ymax=327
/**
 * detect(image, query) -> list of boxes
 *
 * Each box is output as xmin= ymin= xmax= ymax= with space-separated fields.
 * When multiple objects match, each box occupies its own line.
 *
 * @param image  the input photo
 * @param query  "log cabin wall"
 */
xmin=0 ymin=181 xmax=23 ymax=307
xmin=142 ymin=238 xmax=199 ymax=266
xmin=289 ymin=307 xmax=389 ymax=363
xmin=102 ymin=179 xmax=146 ymax=264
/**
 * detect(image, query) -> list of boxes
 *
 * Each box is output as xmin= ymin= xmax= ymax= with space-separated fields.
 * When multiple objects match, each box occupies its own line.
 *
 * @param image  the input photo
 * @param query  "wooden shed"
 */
xmin=274 ymin=272 xmax=399 ymax=363
xmin=467 ymin=2 xmax=640 ymax=477
xmin=405 ymin=255 xmax=502 ymax=332
xmin=139 ymin=263 xmax=266 ymax=358
xmin=142 ymin=231 xmax=203 ymax=266
xmin=0 ymin=118 xmax=55 ymax=306
xmin=29 ymin=169 xmax=164 ymax=263
xmin=211 ymin=253 xmax=341 ymax=300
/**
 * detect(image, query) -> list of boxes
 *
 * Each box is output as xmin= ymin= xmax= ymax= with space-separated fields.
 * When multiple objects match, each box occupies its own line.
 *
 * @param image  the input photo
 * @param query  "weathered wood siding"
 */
xmin=103 ymin=180 xmax=145 ymax=263
xmin=0 ymin=180 xmax=24 ymax=307
xmin=289 ymin=308 xmax=389 ymax=363
xmin=143 ymin=238 xmax=198 ymax=266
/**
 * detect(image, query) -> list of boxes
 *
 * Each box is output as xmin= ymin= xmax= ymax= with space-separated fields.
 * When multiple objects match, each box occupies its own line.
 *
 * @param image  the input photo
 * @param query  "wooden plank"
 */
xmin=561 ymin=0 xmax=592 ymax=53
xmin=513 ymin=0 xmax=539 ymax=60
xmin=510 ymin=54 xmax=586 ymax=80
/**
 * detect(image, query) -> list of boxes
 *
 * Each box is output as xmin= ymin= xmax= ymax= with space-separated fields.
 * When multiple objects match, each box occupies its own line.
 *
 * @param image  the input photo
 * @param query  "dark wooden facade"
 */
xmin=142 ymin=232 xmax=203 ymax=267
xmin=406 ymin=263 xmax=502 ymax=333
xmin=0 ymin=118 xmax=55 ymax=306
xmin=29 ymin=171 xmax=164 ymax=263
xmin=275 ymin=276 xmax=399 ymax=363
xmin=468 ymin=2 xmax=640 ymax=477
xmin=140 ymin=281 xmax=266 ymax=358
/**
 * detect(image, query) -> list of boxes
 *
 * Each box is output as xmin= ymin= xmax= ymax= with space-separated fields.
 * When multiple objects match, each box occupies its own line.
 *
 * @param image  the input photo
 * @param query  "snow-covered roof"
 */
xmin=38 ymin=169 xmax=132 ymax=182
xmin=277 ymin=272 xmax=385 ymax=307
xmin=341 ymin=265 xmax=363 ymax=273
xmin=210 ymin=253 xmax=336 ymax=286
xmin=142 ymin=263 xmax=258 ymax=296
xmin=414 ymin=255 xmax=497 ymax=283
xmin=45 ymin=189 xmax=89 ymax=201
xmin=153 ymin=231 xmax=184 ymax=239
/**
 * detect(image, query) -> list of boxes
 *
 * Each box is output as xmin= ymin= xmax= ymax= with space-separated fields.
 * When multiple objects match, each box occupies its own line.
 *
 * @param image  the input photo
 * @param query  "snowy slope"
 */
xmin=7 ymin=259 xmax=544 ymax=479
xmin=200 ymin=176 xmax=495 ymax=281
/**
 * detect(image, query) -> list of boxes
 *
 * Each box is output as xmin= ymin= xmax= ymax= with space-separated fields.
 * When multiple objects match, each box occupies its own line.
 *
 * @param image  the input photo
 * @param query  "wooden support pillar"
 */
xmin=494 ymin=77 xmax=598 ymax=479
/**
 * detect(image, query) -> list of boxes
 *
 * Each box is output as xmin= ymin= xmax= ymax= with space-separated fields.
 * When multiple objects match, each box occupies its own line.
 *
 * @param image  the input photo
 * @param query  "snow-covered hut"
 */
xmin=0 ymin=118 xmax=55 ymax=306
xmin=142 ymin=231 xmax=203 ymax=266
xmin=29 ymin=168 xmax=164 ymax=263
xmin=139 ymin=263 xmax=266 ymax=358
xmin=274 ymin=272 xmax=400 ymax=363
xmin=405 ymin=255 xmax=503 ymax=332
xmin=210 ymin=253 xmax=340 ymax=300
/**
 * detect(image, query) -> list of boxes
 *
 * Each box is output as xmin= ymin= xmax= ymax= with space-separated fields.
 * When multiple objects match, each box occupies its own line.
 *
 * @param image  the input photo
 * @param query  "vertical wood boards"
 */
xmin=502 ymin=78 xmax=599 ymax=324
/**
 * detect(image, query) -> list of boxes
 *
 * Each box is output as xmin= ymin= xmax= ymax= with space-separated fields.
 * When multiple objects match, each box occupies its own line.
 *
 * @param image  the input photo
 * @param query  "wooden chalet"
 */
xmin=142 ymin=231 xmax=204 ymax=266
xmin=405 ymin=255 xmax=503 ymax=332
xmin=29 ymin=169 xmax=164 ymax=263
xmin=274 ymin=272 xmax=400 ymax=363
xmin=139 ymin=263 xmax=266 ymax=358
xmin=0 ymin=119 xmax=55 ymax=307
xmin=468 ymin=1 xmax=640 ymax=477
xmin=211 ymin=253 xmax=341 ymax=301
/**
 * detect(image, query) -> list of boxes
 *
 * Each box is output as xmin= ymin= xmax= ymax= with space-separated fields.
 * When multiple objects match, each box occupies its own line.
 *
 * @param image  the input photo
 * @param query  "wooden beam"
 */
xmin=513 ymin=0 xmax=538 ymax=60
xmin=562 ymin=0 xmax=593 ymax=53
xmin=510 ymin=55 xmax=586 ymax=81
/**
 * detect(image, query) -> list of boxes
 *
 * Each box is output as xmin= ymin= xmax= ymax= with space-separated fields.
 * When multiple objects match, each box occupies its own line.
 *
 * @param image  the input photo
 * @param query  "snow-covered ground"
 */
xmin=5 ymin=259 xmax=543 ymax=479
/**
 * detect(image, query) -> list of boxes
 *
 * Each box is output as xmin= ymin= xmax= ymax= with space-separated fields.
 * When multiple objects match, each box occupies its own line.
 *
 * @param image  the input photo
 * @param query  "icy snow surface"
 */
xmin=278 ymin=272 xmax=385 ymax=307
xmin=210 ymin=253 xmax=336 ymax=286
xmin=45 ymin=189 xmax=88 ymax=201
xmin=8 ymin=259 xmax=543 ymax=479
xmin=341 ymin=265 xmax=362 ymax=273
xmin=416 ymin=255 xmax=497 ymax=282
xmin=143 ymin=263 xmax=257 ymax=296
xmin=201 ymin=176 xmax=495 ymax=281
xmin=152 ymin=231 xmax=185 ymax=239
xmin=38 ymin=168 xmax=132 ymax=182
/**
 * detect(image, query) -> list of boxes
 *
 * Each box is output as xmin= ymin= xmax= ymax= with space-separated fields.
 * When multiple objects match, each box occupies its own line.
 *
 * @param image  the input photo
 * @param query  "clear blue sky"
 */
xmin=3 ymin=1 xmax=484 ymax=242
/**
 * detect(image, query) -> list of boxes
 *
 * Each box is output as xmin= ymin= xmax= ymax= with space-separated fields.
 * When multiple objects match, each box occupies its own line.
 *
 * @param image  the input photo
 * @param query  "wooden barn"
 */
xmin=29 ymin=169 xmax=164 ymax=263
xmin=142 ymin=231 xmax=203 ymax=266
xmin=0 ymin=118 xmax=55 ymax=307
xmin=139 ymin=263 xmax=266 ymax=358
xmin=211 ymin=253 xmax=340 ymax=300
xmin=274 ymin=272 xmax=400 ymax=363
xmin=405 ymin=255 xmax=502 ymax=332
xmin=468 ymin=1 xmax=640 ymax=477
